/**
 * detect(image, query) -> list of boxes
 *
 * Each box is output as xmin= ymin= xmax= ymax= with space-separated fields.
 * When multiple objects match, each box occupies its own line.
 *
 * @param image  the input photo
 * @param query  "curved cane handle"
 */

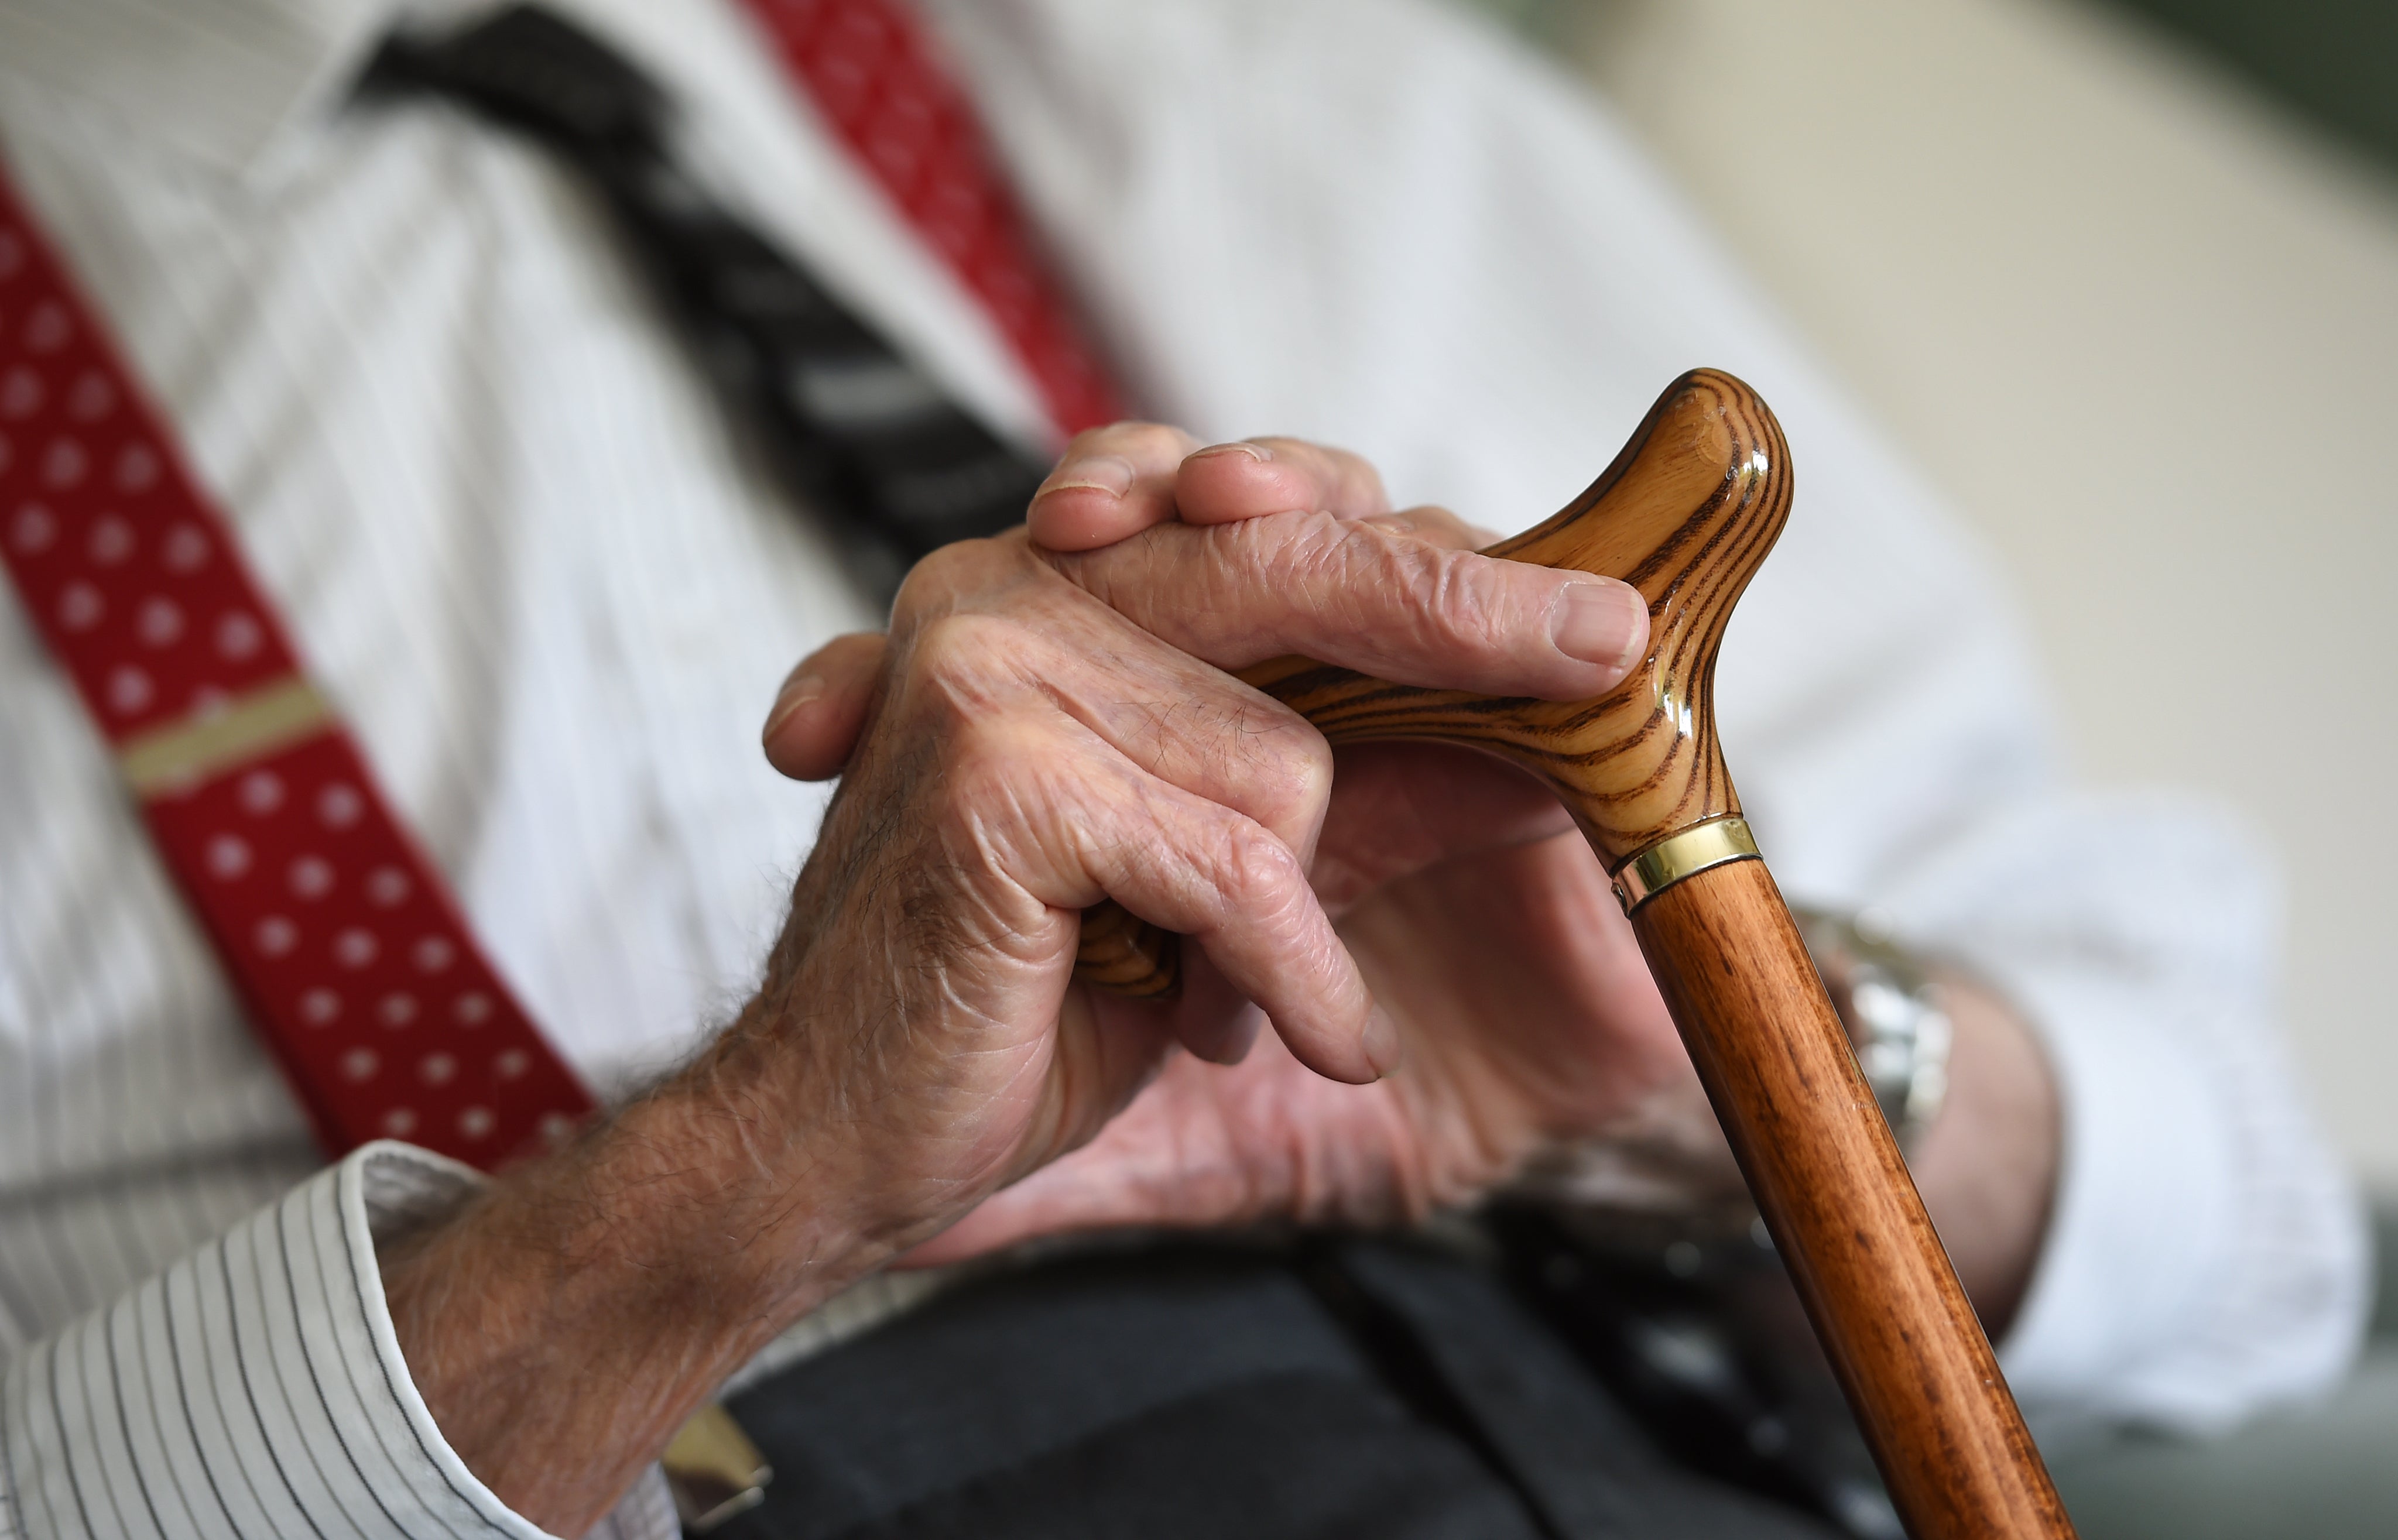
xmin=1073 ymin=369 xmax=2075 ymax=1539
xmin=1071 ymin=367 xmax=1780 ymax=993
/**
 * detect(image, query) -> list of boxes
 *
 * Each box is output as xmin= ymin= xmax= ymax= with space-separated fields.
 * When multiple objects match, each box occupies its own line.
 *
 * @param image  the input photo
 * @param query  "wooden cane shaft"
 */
xmin=1635 ymin=856 xmax=2072 ymax=1540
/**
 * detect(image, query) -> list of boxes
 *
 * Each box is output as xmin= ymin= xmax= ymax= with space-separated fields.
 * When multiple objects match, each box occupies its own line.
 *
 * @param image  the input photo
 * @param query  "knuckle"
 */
xmin=1234 ymin=506 xmax=1348 ymax=585
xmin=1242 ymin=714 xmax=1333 ymax=829
xmin=940 ymin=705 xmax=1020 ymax=780
xmin=893 ymin=539 xmax=974 ymax=610
xmin=1268 ymin=512 xmax=1447 ymax=626
xmin=1210 ymin=819 xmax=1304 ymax=911
xmin=1393 ymin=542 xmax=1502 ymax=647
xmin=905 ymin=610 xmax=1012 ymax=691
xmin=1262 ymin=438 xmax=1388 ymax=506
xmin=1326 ymin=447 xmax=1389 ymax=506
xmin=1208 ymin=512 xmax=1527 ymax=670
xmin=892 ymin=533 xmax=1030 ymax=622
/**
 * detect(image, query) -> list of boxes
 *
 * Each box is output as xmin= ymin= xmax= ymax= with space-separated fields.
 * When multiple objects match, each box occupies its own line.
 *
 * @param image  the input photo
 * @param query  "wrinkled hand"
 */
xmin=743 ymin=424 xmax=1655 ymax=1264
xmin=384 ymin=424 xmax=1666 ymax=1535
xmin=764 ymin=425 xmax=1713 ymax=1265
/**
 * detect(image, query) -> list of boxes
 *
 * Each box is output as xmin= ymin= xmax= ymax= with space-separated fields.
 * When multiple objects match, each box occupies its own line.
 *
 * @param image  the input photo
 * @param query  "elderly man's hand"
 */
xmin=770 ymin=425 xmax=1711 ymax=1261
xmin=748 ymin=426 xmax=1660 ymax=1242
xmin=378 ymin=423 xmax=1652 ymax=1535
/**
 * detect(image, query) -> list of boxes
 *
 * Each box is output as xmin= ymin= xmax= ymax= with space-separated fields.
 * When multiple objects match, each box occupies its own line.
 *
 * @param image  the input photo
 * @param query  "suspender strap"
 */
xmin=0 ymin=181 xmax=595 ymax=1171
xmin=0 ymin=0 xmax=1122 ymax=1178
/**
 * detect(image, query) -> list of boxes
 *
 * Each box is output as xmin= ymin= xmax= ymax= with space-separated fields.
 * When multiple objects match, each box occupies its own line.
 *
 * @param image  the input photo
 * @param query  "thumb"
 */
xmin=762 ymin=631 xmax=888 ymax=780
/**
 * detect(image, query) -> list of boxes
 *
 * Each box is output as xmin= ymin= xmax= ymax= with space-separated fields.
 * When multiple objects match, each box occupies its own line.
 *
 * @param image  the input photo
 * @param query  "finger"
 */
xmin=1109 ymin=805 xmax=1390 ymax=1085
xmin=1081 ymin=782 xmax=1385 ymax=1082
xmin=891 ymin=564 xmax=1347 ymax=1057
xmin=1056 ymin=511 xmax=1653 ymax=700
xmin=762 ymin=632 xmax=889 ymax=781
xmin=1027 ymin=421 xmax=1203 ymax=552
xmin=1170 ymin=948 xmax=1266 ymax=1066
xmin=899 ymin=591 xmax=1337 ymax=867
xmin=975 ymin=729 xmax=1390 ymax=1083
xmin=1355 ymin=503 xmax=1485 ymax=551
xmin=1173 ymin=437 xmax=1391 ymax=526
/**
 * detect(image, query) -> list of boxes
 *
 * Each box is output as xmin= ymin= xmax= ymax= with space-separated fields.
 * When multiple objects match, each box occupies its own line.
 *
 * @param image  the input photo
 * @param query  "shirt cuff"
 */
xmin=1988 ymin=963 xmax=2240 ymax=1429
xmin=0 ymin=1141 xmax=679 ymax=1540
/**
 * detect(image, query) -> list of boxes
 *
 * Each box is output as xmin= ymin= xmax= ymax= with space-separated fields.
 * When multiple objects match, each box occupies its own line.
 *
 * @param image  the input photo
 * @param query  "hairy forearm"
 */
xmin=379 ymin=1034 xmax=893 ymax=1535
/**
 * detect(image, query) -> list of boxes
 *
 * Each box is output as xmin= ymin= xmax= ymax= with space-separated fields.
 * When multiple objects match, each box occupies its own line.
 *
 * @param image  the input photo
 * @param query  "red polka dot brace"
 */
xmin=0 ymin=176 xmax=595 ymax=1172
xmin=0 ymin=0 xmax=1125 ymax=1172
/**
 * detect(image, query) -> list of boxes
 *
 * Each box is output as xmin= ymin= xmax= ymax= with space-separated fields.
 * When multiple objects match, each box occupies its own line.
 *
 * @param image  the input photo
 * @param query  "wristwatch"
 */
xmin=1791 ymin=907 xmax=1953 ymax=1154
xmin=1503 ymin=905 xmax=1956 ymax=1239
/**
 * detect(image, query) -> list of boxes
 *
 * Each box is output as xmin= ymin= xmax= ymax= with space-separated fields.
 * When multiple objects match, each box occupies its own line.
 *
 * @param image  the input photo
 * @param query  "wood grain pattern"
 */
xmin=1067 ymin=369 xmax=2075 ymax=1538
xmin=1638 ymin=858 xmax=2073 ymax=1539
xmin=1232 ymin=364 xmax=1784 ymax=863
xmin=1070 ymin=900 xmax=1179 ymax=997
xmin=1073 ymin=366 xmax=1789 ymax=996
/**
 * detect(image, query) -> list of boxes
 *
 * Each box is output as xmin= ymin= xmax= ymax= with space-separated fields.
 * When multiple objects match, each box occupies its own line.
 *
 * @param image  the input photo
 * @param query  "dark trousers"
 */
xmin=718 ymin=1236 xmax=1838 ymax=1540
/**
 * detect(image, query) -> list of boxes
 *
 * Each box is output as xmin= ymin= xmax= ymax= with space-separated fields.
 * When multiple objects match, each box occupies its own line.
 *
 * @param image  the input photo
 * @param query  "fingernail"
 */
xmin=761 ymin=674 xmax=825 ymax=744
xmin=1042 ymin=454 xmax=1135 ymax=498
xmin=1188 ymin=441 xmax=1270 ymax=464
xmin=1359 ymin=512 xmax=1417 ymax=536
xmin=1551 ymin=581 xmax=1649 ymax=676
xmin=1362 ymin=1004 xmax=1403 ymax=1078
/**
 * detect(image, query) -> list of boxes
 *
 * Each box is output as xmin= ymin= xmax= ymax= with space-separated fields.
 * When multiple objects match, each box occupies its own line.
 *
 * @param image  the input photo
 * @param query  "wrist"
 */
xmin=570 ymin=1059 xmax=902 ymax=1322
xmin=378 ymin=1061 xmax=890 ymax=1530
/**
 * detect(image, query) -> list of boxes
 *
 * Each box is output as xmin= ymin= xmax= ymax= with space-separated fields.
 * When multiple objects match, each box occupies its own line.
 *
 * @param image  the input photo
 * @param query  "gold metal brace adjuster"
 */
xmin=663 ymin=1403 xmax=773 ymax=1532
xmin=115 ymin=675 xmax=334 ymax=797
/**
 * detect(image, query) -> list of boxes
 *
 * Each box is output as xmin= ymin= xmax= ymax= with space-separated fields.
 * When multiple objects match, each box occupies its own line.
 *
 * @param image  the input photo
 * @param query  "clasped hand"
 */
xmin=749 ymin=424 xmax=1698 ymax=1268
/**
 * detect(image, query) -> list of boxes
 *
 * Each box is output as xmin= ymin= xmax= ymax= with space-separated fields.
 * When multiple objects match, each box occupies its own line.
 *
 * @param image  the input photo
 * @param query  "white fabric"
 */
xmin=0 ymin=0 xmax=2368 ymax=1534
xmin=0 ymin=1140 xmax=678 ymax=1540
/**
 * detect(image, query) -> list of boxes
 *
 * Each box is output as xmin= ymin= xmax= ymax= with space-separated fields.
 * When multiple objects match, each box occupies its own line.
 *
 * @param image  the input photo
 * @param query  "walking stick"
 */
xmin=1074 ymin=369 xmax=2076 ymax=1539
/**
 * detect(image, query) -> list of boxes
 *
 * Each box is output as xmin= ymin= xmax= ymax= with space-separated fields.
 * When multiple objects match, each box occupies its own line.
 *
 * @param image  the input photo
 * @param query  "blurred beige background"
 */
xmin=1488 ymin=0 xmax=2398 ymax=1188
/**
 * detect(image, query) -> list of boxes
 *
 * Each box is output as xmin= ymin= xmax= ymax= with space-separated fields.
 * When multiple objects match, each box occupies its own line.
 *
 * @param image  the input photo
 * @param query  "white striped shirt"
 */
xmin=0 ymin=0 xmax=2369 ymax=1535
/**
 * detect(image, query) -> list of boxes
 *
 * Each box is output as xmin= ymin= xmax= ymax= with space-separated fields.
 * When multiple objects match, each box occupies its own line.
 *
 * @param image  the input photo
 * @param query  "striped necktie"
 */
xmin=364 ymin=1 xmax=1124 ymax=599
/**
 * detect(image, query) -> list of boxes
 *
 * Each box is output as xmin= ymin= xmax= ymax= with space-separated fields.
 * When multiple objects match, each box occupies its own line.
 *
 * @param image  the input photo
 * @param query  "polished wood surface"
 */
xmin=1069 ymin=369 xmax=2075 ymax=1538
xmin=1071 ymin=897 xmax=1179 ymax=998
xmin=1639 ymin=856 xmax=2072 ymax=1538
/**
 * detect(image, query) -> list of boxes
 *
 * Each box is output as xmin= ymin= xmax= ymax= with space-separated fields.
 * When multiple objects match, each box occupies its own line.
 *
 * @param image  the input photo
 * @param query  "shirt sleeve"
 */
xmin=0 ymin=1143 xmax=679 ymax=1540
xmin=1875 ymin=791 xmax=2371 ymax=1437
